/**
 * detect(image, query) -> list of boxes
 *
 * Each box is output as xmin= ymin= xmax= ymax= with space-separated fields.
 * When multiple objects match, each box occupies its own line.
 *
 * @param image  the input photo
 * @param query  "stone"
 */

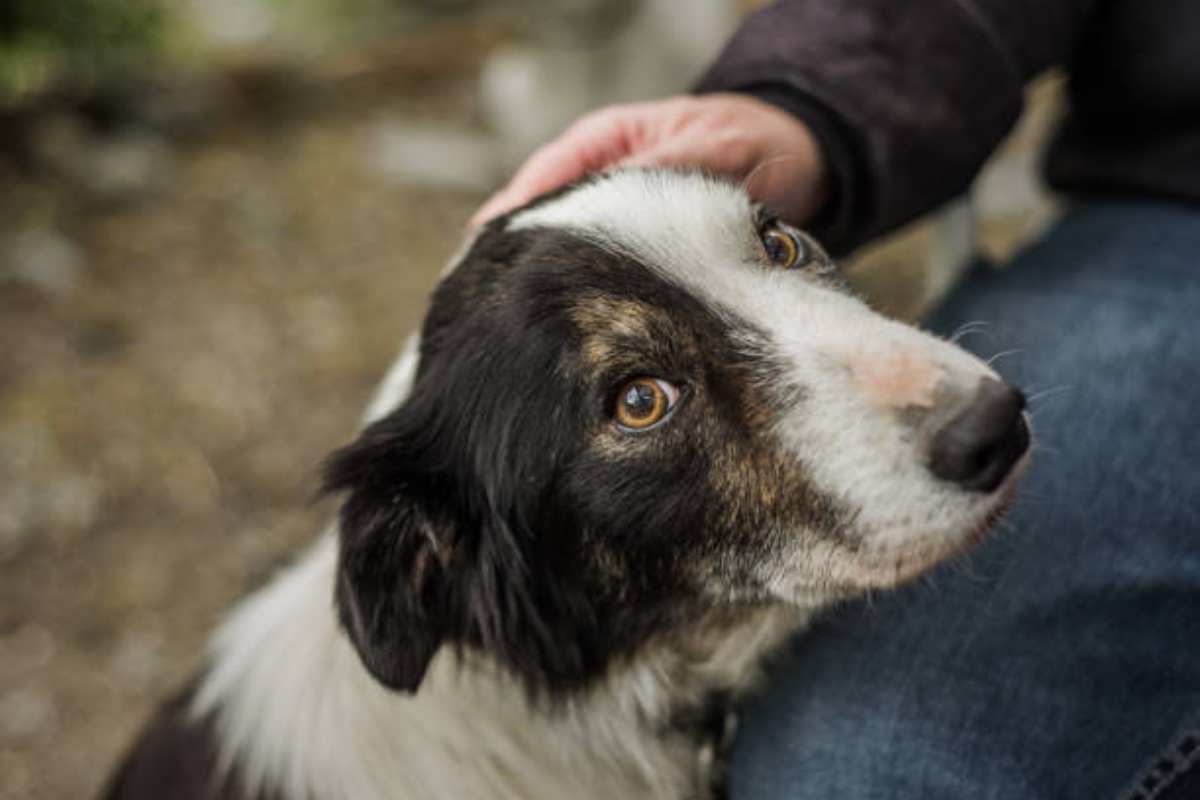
xmin=363 ymin=119 xmax=499 ymax=191
xmin=0 ymin=229 xmax=85 ymax=298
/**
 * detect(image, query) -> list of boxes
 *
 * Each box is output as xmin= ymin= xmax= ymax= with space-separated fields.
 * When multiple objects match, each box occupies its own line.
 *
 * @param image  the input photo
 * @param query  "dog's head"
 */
xmin=324 ymin=170 xmax=1030 ymax=695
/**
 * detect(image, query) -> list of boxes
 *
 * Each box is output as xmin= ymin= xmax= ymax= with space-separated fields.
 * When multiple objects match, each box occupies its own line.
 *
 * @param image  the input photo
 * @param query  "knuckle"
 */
xmin=579 ymin=105 xmax=627 ymax=131
xmin=712 ymin=129 xmax=756 ymax=164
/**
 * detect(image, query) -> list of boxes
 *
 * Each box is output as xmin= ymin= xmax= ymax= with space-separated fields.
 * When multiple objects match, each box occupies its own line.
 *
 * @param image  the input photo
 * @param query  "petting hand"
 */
xmin=470 ymin=93 xmax=828 ymax=228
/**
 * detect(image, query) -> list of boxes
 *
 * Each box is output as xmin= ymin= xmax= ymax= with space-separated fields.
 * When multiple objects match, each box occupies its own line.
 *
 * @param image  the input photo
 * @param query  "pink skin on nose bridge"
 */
xmin=850 ymin=348 xmax=942 ymax=410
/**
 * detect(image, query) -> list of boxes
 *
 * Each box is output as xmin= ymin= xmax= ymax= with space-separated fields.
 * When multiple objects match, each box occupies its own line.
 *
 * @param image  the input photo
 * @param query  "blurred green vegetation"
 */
xmin=0 ymin=0 xmax=166 ymax=102
xmin=0 ymin=0 xmax=481 ymax=104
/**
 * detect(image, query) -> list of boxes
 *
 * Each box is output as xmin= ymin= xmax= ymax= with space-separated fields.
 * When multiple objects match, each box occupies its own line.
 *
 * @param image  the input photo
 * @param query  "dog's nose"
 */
xmin=929 ymin=378 xmax=1029 ymax=492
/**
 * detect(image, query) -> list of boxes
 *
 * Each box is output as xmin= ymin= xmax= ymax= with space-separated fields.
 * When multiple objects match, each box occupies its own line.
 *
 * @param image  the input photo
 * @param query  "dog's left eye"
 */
xmin=614 ymin=377 xmax=681 ymax=432
xmin=760 ymin=222 xmax=810 ymax=269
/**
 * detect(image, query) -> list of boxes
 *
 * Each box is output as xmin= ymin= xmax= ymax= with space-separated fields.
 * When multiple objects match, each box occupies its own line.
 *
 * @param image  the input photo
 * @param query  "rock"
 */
xmin=78 ymin=129 xmax=174 ymax=207
xmin=479 ymin=0 xmax=737 ymax=169
xmin=363 ymin=119 xmax=499 ymax=191
xmin=108 ymin=630 xmax=164 ymax=684
xmin=43 ymin=475 xmax=104 ymax=543
xmin=0 ymin=688 xmax=58 ymax=742
xmin=26 ymin=111 xmax=174 ymax=207
xmin=0 ymin=229 xmax=85 ymax=298
xmin=479 ymin=46 xmax=592 ymax=167
xmin=184 ymin=0 xmax=279 ymax=48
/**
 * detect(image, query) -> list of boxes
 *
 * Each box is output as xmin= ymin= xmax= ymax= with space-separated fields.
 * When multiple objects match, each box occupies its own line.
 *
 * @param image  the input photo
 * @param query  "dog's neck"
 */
xmin=193 ymin=532 xmax=806 ymax=800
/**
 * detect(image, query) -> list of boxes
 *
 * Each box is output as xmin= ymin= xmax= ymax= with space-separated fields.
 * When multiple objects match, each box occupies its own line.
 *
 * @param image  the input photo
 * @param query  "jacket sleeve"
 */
xmin=696 ymin=0 xmax=1095 ymax=252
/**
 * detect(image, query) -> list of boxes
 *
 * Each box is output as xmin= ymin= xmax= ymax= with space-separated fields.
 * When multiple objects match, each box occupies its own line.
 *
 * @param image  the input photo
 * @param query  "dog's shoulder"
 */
xmin=101 ymin=681 xmax=262 ymax=800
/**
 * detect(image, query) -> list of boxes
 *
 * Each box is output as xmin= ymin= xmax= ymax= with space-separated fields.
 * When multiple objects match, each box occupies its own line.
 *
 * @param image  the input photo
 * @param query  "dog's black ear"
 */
xmin=323 ymin=418 xmax=456 ymax=693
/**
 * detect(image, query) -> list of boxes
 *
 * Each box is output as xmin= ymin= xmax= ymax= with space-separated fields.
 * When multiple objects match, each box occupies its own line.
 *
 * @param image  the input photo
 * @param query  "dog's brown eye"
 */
xmin=761 ymin=223 xmax=807 ymax=269
xmin=614 ymin=377 xmax=681 ymax=431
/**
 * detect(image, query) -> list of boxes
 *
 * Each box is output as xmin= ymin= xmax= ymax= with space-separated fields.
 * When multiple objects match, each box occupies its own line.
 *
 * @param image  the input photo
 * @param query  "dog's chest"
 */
xmin=177 ymin=537 xmax=752 ymax=800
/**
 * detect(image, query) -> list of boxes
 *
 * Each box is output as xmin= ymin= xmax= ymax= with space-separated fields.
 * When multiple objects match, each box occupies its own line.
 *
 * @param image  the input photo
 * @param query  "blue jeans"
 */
xmin=732 ymin=201 xmax=1200 ymax=799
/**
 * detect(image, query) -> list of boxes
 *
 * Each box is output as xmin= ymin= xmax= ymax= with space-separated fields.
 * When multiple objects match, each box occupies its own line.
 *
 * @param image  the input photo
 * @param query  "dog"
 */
xmin=103 ymin=169 xmax=1030 ymax=800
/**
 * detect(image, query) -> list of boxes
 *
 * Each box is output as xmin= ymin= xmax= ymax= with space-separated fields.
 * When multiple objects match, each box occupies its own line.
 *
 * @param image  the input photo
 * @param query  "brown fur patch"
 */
xmin=571 ymin=295 xmax=675 ymax=369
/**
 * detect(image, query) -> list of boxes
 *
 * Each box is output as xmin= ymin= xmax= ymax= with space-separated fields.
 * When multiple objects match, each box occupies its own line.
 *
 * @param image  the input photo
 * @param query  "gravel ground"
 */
xmin=0 ymin=69 xmax=486 ymax=800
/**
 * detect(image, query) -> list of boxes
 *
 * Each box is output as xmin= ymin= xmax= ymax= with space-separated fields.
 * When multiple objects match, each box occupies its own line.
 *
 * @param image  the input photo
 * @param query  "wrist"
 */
xmin=718 ymin=86 xmax=863 ymax=255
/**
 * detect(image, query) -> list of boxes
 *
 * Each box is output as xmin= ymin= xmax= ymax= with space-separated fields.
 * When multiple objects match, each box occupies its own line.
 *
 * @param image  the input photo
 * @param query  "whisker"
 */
xmin=1026 ymin=384 xmax=1073 ymax=404
xmin=986 ymin=348 xmax=1023 ymax=367
xmin=949 ymin=320 xmax=991 ymax=343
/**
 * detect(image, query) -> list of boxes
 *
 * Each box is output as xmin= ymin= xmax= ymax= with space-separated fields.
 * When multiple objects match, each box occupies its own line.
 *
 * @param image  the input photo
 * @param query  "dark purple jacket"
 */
xmin=697 ymin=0 xmax=1200 ymax=253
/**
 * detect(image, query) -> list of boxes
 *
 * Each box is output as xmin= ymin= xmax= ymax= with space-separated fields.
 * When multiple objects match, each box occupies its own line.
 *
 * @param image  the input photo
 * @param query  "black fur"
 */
xmin=324 ymin=222 xmax=851 ymax=696
xmin=101 ymin=684 xmax=263 ymax=800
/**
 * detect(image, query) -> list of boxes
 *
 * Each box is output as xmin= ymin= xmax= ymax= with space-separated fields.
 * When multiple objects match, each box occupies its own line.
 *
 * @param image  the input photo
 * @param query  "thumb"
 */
xmin=470 ymin=110 xmax=637 ymax=229
xmin=469 ymin=144 xmax=589 ymax=229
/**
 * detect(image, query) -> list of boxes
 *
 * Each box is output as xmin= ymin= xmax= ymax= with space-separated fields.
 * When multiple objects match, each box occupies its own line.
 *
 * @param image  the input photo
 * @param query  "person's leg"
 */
xmin=731 ymin=201 xmax=1200 ymax=799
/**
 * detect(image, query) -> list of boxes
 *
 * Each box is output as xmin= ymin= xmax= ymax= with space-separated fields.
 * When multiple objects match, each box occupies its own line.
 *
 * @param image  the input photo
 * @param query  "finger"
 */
xmin=470 ymin=111 xmax=635 ymax=227
xmin=470 ymin=187 xmax=525 ymax=230
xmin=618 ymin=141 xmax=820 ymax=222
xmin=471 ymin=141 xmax=603 ymax=228
xmin=616 ymin=139 xmax=741 ymax=177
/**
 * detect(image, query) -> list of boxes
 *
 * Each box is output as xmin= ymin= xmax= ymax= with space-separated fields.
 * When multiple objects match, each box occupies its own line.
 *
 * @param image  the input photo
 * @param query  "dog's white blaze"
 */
xmin=513 ymin=170 xmax=1004 ymax=590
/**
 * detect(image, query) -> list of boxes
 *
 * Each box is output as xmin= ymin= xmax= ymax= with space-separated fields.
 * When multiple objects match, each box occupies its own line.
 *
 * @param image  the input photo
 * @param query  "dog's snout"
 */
xmin=929 ymin=378 xmax=1029 ymax=492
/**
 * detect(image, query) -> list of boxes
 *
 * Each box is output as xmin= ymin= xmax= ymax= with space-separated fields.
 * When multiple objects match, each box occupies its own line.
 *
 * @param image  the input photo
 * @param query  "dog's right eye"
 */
xmin=614 ymin=378 xmax=681 ymax=432
xmin=760 ymin=222 xmax=810 ymax=269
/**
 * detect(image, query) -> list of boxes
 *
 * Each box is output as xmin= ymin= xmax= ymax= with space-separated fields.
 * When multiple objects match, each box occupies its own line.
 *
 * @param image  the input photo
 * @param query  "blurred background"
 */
xmin=0 ymin=2 xmax=1060 ymax=797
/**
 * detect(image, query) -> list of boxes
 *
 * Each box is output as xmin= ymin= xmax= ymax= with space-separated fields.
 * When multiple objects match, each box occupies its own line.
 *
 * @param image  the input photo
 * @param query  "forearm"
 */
xmin=697 ymin=0 xmax=1095 ymax=252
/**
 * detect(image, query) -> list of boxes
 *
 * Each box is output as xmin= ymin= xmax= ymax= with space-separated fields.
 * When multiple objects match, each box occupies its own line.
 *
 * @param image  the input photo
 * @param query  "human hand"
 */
xmin=470 ymin=93 xmax=828 ymax=228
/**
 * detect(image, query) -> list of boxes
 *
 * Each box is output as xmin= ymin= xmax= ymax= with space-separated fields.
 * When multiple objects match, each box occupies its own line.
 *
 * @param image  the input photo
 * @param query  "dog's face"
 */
xmin=326 ymin=171 xmax=1029 ymax=695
